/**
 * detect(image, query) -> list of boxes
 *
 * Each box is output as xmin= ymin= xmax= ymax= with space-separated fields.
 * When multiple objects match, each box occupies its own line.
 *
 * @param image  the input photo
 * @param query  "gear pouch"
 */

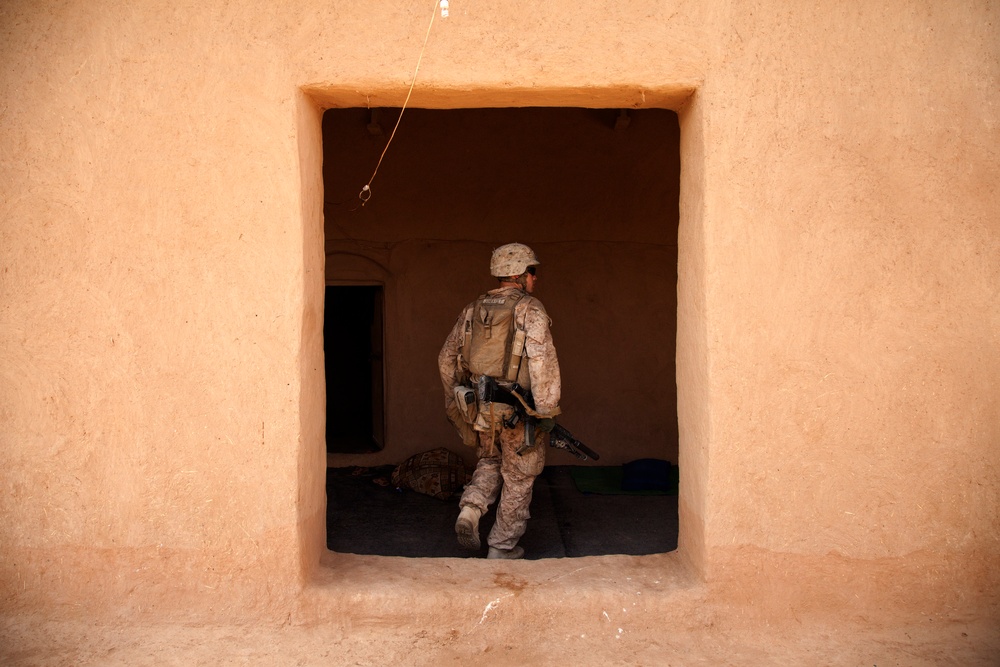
xmin=453 ymin=385 xmax=478 ymax=425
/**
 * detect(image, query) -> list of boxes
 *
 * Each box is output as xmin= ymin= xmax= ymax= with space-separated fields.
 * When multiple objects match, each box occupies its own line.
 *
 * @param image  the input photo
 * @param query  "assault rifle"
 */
xmin=480 ymin=378 xmax=600 ymax=461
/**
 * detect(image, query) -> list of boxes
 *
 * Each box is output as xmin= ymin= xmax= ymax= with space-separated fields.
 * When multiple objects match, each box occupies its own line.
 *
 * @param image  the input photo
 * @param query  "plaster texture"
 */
xmin=1 ymin=0 xmax=998 ymax=663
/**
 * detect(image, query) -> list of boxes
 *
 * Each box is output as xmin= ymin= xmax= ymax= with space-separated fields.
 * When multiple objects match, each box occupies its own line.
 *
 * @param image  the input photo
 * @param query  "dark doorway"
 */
xmin=324 ymin=285 xmax=385 ymax=453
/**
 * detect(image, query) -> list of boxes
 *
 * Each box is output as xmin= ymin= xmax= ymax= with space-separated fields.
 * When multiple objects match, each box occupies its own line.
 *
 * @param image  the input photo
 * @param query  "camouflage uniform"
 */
xmin=439 ymin=286 xmax=561 ymax=552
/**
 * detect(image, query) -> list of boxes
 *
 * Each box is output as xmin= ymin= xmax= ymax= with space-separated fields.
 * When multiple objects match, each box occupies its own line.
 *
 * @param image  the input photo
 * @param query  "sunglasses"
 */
xmin=526 ymin=266 xmax=536 ymax=276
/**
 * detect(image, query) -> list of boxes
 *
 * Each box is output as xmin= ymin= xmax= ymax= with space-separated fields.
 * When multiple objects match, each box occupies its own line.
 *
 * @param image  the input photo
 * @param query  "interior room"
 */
xmin=321 ymin=107 xmax=681 ymax=558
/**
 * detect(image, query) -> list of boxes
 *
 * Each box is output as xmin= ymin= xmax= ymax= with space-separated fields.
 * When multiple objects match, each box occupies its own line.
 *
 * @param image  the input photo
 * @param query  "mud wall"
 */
xmin=1 ymin=0 xmax=997 ymax=625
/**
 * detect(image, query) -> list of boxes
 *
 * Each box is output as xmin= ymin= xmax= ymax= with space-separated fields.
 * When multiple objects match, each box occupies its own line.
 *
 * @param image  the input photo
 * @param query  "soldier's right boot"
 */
xmin=487 ymin=546 xmax=525 ymax=560
xmin=455 ymin=506 xmax=482 ymax=550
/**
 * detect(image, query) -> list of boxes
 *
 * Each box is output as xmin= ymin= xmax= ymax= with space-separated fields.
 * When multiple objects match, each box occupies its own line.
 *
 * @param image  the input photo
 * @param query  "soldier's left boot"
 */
xmin=455 ymin=506 xmax=482 ymax=550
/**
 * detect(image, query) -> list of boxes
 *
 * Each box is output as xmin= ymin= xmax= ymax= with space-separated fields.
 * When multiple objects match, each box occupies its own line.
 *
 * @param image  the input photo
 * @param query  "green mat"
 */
xmin=570 ymin=465 xmax=678 ymax=496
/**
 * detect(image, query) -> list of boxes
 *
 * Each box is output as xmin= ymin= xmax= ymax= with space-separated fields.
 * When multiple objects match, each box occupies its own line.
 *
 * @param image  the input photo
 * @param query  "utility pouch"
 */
xmin=453 ymin=385 xmax=477 ymax=425
xmin=505 ymin=328 xmax=526 ymax=382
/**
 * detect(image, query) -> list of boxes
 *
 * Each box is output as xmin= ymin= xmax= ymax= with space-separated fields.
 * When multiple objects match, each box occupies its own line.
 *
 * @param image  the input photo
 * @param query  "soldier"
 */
xmin=438 ymin=243 xmax=562 ymax=559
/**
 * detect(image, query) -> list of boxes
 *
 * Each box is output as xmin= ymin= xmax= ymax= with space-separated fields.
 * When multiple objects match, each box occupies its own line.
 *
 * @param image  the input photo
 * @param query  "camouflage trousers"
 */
xmin=459 ymin=421 xmax=546 ymax=551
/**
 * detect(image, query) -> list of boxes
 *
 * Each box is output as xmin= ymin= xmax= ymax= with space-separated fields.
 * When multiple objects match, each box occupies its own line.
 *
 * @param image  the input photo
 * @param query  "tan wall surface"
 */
xmin=1 ymin=0 xmax=997 ymax=635
xmin=697 ymin=3 xmax=1000 ymax=608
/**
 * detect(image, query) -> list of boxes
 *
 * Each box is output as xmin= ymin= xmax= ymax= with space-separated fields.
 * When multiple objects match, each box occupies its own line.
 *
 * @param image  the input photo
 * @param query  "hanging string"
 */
xmin=359 ymin=0 xmax=446 ymax=206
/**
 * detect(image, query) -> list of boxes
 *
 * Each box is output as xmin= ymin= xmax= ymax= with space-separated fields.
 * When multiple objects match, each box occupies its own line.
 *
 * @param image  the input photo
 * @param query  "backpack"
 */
xmin=461 ymin=290 xmax=528 ymax=383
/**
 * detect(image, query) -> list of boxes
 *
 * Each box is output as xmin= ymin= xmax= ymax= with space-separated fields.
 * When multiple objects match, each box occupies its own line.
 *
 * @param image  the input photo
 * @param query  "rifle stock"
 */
xmin=550 ymin=424 xmax=600 ymax=461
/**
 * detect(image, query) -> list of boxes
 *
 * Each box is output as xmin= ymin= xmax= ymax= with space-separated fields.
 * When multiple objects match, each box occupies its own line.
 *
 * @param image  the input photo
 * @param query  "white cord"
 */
xmin=360 ymin=0 xmax=445 ymax=206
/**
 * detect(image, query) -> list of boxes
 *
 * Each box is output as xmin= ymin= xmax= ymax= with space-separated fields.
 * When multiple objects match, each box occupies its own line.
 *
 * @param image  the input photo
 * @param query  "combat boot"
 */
xmin=487 ymin=546 xmax=524 ymax=560
xmin=455 ymin=506 xmax=482 ymax=550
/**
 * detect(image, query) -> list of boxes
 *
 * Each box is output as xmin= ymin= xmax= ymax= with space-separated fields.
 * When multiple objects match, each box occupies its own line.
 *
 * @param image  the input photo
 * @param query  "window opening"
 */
xmin=322 ymin=107 xmax=679 ymax=559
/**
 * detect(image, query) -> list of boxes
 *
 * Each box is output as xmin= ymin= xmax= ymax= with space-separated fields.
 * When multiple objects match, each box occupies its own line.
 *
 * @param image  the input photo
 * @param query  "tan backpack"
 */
xmin=461 ymin=291 xmax=528 ymax=383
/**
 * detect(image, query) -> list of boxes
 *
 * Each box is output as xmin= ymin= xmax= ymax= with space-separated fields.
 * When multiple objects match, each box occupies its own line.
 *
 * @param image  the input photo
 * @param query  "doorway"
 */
xmin=324 ymin=284 xmax=385 ymax=454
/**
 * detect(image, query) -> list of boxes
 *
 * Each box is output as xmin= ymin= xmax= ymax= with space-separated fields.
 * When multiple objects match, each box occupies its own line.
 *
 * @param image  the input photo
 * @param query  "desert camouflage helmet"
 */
xmin=490 ymin=243 xmax=540 ymax=278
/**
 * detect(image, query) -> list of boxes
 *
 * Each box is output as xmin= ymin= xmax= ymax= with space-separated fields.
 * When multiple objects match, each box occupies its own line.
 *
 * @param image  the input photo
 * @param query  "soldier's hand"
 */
xmin=537 ymin=417 xmax=556 ymax=433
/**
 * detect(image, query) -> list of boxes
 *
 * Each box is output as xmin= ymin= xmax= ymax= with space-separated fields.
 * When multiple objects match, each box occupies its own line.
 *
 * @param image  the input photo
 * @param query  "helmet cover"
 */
xmin=490 ymin=243 xmax=540 ymax=277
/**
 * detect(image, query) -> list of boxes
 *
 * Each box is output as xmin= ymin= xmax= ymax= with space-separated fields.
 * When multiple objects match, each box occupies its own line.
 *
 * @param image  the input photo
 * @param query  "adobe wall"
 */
xmin=1 ymin=0 xmax=997 ymax=629
xmin=693 ymin=4 xmax=1000 ymax=611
